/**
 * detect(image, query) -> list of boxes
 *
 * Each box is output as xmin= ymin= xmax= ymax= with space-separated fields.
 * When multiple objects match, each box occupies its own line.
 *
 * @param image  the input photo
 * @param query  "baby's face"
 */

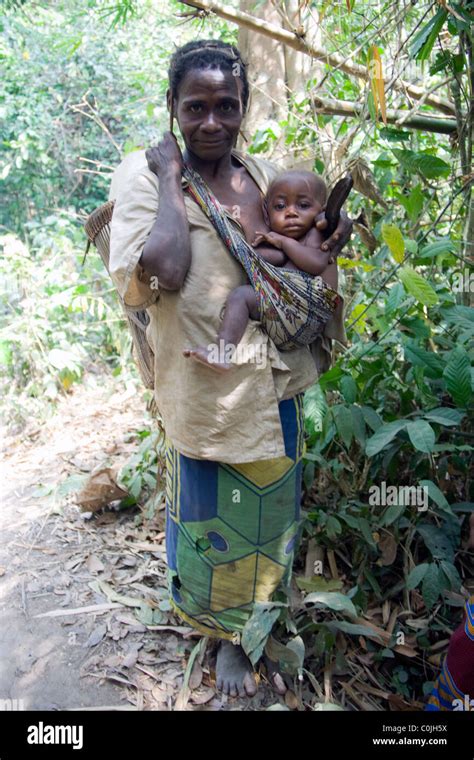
xmin=267 ymin=176 xmax=324 ymax=239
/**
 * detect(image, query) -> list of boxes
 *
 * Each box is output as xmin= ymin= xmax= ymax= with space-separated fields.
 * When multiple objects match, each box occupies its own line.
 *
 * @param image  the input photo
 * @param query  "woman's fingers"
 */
xmin=146 ymin=133 xmax=183 ymax=176
xmin=321 ymin=210 xmax=353 ymax=253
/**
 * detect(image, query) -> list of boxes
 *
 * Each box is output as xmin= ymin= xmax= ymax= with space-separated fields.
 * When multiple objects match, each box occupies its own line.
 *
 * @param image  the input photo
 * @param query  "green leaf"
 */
xmin=399 ymin=266 xmax=439 ymax=306
xmin=326 ymin=515 xmax=343 ymax=540
xmin=419 ymin=479 xmax=451 ymax=512
xmin=358 ymin=517 xmax=378 ymax=550
xmin=265 ymin=636 xmax=302 ymax=675
xmin=424 ymin=408 xmax=465 ymax=427
xmin=333 ymin=404 xmax=354 ymax=448
xmin=340 ymin=375 xmax=357 ymax=404
xmin=393 ymin=149 xmax=450 ymax=179
xmin=382 ymin=223 xmax=405 ymax=263
xmin=410 ymin=9 xmax=448 ymax=61
xmin=440 ymin=560 xmax=461 ymax=591
xmin=417 ymin=524 xmax=455 ymax=562
xmin=304 ymin=383 xmax=328 ymax=434
xmin=421 ymin=563 xmax=442 ymax=609
xmin=303 ymin=592 xmax=357 ymax=618
xmin=380 ymin=503 xmax=405 ymax=527
xmin=404 ymin=343 xmax=445 ymax=378
xmin=241 ymin=604 xmax=282 ymax=666
xmin=350 ymin=406 xmax=366 ymax=445
xmin=365 ymin=420 xmax=407 ymax=457
xmin=406 ymin=420 xmax=436 ymax=453
xmin=399 ymin=185 xmax=424 ymax=222
xmin=406 ymin=563 xmax=429 ymax=590
xmin=443 ymin=347 xmax=472 ymax=408
xmin=418 ymin=238 xmax=457 ymax=259
xmin=361 ymin=406 xmax=383 ymax=432
xmin=385 ymin=282 xmax=405 ymax=315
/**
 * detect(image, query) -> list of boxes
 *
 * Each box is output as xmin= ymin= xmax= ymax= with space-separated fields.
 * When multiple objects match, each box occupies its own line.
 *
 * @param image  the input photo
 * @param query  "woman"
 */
xmin=108 ymin=40 xmax=351 ymax=698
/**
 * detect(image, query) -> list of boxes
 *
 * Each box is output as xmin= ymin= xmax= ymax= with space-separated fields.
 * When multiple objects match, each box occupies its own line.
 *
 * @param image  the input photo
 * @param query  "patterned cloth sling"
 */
xmin=183 ymin=164 xmax=340 ymax=351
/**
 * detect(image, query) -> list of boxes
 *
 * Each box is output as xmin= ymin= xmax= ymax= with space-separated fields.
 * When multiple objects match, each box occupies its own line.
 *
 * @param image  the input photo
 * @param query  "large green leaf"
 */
xmin=333 ymin=404 xmax=354 ymax=448
xmin=303 ymin=591 xmax=357 ymax=618
xmin=404 ymin=343 xmax=445 ymax=378
xmin=410 ymin=9 xmax=448 ymax=61
xmin=417 ymin=524 xmax=455 ymax=562
xmin=365 ymin=420 xmax=407 ymax=457
xmin=241 ymin=604 xmax=282 ymax=666
xmin=406 ymin=420 xmax=436 ymax=453
xmin=399 ymin=266 xmax=439 ymax=306
xmin=424 ymin=408 xmax=465 ymax=427
xmin=393 ymin=149 xmax=450 ymax=179
xmin=443 ymin=347 xmax=472 ymax=408
xmin=406 ymin=563 xmax=429 ymax=590
xmin=419 ymin=479 xmax=451 ymax=512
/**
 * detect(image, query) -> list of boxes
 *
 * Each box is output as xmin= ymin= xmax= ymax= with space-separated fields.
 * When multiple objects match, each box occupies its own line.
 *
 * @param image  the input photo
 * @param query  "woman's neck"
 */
xmin=183 ymin=148 xmax=238 ymax=181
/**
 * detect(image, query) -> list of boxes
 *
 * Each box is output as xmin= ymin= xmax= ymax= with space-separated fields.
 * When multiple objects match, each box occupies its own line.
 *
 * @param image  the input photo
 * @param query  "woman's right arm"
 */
xmin=139 ymin=132 xmax=191 ymax=290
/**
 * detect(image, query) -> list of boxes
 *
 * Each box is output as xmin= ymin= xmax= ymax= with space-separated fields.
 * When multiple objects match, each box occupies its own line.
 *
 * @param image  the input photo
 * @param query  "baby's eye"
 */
xmin=274 ymin=203 xmax=285 ymax=210
xmin=299 ymin=202 xmax=311 ymax=209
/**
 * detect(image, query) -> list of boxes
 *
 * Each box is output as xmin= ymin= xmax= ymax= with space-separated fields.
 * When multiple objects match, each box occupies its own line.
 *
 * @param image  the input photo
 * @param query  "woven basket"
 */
xmin=84 ymin=201 xmax=155 ymax=390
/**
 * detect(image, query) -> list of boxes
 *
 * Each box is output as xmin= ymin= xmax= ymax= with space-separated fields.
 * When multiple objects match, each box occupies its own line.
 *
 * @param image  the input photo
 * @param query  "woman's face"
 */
xmin=172 ymin=67 xmax=244 ymax=161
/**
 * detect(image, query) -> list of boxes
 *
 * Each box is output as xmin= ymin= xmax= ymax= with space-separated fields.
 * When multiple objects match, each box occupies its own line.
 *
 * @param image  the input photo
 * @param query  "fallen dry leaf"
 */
xmin=76 ymin=467 xmax=128 ymax=512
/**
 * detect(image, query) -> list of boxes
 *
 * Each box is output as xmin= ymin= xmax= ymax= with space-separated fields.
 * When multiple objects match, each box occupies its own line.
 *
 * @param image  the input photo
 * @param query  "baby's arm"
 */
xmin=253 ymin=244 xmax=287 ymax=266
xmin=253 ymin=227 xmax=331 ymax=276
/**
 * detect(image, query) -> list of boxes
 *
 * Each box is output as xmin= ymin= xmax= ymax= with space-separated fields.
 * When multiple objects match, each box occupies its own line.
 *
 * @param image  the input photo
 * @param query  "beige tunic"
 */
xmin=108 ymin=149 xmax=347 ymax=463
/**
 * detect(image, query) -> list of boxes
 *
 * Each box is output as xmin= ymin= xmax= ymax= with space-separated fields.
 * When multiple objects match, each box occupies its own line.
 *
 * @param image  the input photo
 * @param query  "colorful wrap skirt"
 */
xmin=165 ymin=395 xmax=305 ymax=640
xmin=425 ymin=596 xmax=474 ymax=711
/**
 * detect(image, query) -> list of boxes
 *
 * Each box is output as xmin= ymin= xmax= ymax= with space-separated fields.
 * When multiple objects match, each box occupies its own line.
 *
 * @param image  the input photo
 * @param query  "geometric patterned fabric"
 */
xmin=425 ymin=596 xmax=474 ymax=711
xmin=165 ymin=395 xmax=305 ymax=640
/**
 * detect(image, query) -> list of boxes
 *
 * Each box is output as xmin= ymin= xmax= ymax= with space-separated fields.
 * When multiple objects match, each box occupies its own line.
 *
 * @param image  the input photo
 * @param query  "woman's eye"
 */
xmin=189 ymin=104 xmax=202 ymax=113
xmin=220 ymin=103 xmax=233 ymax=113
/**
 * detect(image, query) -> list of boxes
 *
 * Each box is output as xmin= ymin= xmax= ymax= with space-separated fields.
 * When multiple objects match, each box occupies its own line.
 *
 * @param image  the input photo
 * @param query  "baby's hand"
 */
xmin=252 ymin=231 xmax=283 ymax=249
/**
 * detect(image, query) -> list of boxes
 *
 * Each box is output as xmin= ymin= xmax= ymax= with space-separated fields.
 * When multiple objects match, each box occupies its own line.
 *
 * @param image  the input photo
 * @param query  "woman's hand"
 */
xmin=315 ymin=209 xmax=353 ymax=259
xmin=145 ymin=131 xmax=183 ymax=178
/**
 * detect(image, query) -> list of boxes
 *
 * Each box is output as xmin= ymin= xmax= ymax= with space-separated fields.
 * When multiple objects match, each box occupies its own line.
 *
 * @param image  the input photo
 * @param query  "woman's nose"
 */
xmin=201 ymin=112 xmax=221 ymax=132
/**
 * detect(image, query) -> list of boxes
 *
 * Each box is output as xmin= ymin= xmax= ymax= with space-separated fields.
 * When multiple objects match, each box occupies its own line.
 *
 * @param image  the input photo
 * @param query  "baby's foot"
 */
xmin=183 ymin=346 xmax=232 ymax=373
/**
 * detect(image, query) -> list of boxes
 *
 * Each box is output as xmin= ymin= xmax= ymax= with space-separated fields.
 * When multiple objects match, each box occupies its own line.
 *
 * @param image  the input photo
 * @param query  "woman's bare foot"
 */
xmin=183 ymin=346 xmax=232 ymax=373
xmin=215 ymin=641 xmax=257 ymax=697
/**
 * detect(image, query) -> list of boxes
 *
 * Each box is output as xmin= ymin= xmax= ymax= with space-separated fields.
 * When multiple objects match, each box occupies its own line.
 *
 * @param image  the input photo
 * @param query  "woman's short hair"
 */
xmin=168 ymin=40 xmax=249 ymax=113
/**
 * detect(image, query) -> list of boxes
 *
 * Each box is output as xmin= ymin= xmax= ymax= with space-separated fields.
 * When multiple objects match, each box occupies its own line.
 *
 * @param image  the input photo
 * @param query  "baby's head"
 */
xmin=265 ymin=170 xmax=327 ymax=239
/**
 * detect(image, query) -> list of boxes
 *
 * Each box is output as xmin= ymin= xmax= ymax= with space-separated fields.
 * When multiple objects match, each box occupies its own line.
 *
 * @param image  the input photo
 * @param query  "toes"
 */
xmin=229 ymin=682 xmax=238 ymax=698
xmin=271 ymin=671 xmax=286 ymax=695
xmin=243 ymin=672 xmax=257 ymax=697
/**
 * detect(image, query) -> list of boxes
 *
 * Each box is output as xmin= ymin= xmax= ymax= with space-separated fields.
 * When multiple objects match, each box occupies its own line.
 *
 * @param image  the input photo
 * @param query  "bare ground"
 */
xmin=0 ymin=374 xmax=280 ymax=711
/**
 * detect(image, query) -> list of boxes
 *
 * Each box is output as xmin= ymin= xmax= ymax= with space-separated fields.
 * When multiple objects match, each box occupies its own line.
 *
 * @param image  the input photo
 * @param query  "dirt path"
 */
xmin=0 ymin=374 xmax=275 ymax=711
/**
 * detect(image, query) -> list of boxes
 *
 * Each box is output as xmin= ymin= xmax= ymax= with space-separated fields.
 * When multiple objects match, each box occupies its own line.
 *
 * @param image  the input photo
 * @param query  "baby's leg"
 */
xmin=183 ymin=285 xmax=259 ymax=372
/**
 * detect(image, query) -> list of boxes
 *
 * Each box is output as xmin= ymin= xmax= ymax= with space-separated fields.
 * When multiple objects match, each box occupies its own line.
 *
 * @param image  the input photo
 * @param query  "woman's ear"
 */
xmin=262 ymin=198 xmax=270 ymax=226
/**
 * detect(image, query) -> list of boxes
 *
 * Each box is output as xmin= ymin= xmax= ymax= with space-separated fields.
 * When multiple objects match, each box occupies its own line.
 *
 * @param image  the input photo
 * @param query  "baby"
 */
xmin=184 ymin=170 xmax=338 ymax=371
